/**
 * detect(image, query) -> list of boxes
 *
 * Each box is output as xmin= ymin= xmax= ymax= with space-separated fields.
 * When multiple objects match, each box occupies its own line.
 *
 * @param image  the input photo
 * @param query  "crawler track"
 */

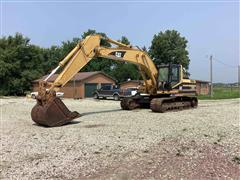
xmin=150 ymin=97 xmax=198 ymax=113
xmin=121 ymin=96 xmax=198 ymax=113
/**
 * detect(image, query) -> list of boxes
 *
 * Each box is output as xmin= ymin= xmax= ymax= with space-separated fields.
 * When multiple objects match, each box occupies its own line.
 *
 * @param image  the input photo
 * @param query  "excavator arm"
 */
xmin=48 ymin=35 xmax=158 ymax=93
xmin=31 ymin=35 xmax=158 ymax=127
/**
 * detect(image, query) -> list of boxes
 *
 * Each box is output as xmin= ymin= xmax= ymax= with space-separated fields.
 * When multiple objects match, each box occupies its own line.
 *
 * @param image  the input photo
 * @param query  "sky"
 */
xmin=1 ymin=0 xmax=239 ymax=83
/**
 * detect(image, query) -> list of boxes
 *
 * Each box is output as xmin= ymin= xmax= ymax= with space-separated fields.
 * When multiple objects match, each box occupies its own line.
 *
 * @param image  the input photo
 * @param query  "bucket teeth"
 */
xmin=31 ymin=97 xmax=80 ymax=127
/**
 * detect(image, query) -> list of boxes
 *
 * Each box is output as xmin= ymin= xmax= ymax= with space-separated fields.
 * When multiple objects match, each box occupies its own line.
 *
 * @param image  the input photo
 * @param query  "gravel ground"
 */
xmin=1 ymin=97 xmax=240 ymax=179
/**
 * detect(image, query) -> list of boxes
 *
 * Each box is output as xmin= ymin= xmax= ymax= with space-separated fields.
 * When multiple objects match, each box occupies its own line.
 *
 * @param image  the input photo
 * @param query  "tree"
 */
xmin=111 ymin=63 xmax=140 ymax=82
xmin=149 ymin=30 xmax=190 ymax=69
xmin=42 ymin=45 xmax=62 ymax=73
xmin=81 ymin=29 xmax=110 ymax=47
xmin=80 ymin=29 xmax=114 ymax=74
xmin=110 ymin=36 xmax=140 ymax=82
xmin=45 ymin=32 xmax=140 ymax=83
xmin=0 ymin=31 xmax=143 ymax=95
xmin=39 ymin=30 xmax=132 ymax=82
xmin=43 ymin=37 xmax=81 ymax=74
xmin=0 ymin=33 xmax=45 ymax=95
xmin=119 ymin=36 xmax=130 ymax=45
xmin=61 ymin=38 xmax=80 ymax=57
xmin=142 ymin=46 xmax=147 ymax=52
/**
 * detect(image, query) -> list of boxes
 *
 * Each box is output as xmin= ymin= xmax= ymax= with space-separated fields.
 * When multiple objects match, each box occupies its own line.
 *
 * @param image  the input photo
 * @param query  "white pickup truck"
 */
xmin=30 ymin=91 xmax=64 ymax=99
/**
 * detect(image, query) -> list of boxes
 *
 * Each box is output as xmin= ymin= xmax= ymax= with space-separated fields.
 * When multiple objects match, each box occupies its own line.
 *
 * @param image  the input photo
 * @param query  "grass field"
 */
xmin=198 ymin=87 xmax=240 ymax=100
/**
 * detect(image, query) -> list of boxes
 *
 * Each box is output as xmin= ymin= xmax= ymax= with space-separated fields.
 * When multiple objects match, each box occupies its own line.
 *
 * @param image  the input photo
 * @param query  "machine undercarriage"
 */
xmin=121 ymin=94 xmax=198 ymax=112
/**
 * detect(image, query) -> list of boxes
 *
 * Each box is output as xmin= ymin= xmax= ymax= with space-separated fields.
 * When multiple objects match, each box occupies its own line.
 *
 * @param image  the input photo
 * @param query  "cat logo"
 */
xmin=115 ymin=52 xmax=122 ymax=58
xmin=109 ymin=51 xmax=126 ymax=58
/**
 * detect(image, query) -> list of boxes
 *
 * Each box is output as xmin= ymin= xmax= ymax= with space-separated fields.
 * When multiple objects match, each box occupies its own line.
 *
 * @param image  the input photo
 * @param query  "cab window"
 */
xmin=171 ymin=67 xmax=179 ymax=82
xmin=158 ymin=67 xmax=169 ymax=82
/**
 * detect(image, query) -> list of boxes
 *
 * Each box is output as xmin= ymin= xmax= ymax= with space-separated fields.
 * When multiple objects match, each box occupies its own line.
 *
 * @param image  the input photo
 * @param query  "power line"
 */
xmin=203 ymin=55 xmax=238 ymax=69
xmin=212 ymin=57 xmax=238 ymax=69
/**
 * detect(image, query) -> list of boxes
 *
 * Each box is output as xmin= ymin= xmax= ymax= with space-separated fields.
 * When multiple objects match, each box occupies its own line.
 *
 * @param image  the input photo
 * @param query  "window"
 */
xmin=102 ymin=85 xmax=111 ymax=90
xmin=158 ymin=67 xmax=169 ymax=82
xmin=158 ymin=65 xmax=180 ymax=89
xmin=171 ymin=67 xmax=179 ymax=82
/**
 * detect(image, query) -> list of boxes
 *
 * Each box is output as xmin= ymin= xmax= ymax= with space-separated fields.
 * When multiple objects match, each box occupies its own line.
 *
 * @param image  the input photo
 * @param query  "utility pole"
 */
xmin=210 ymin=55 xmax=213 ymax=97
xmin=238 ymin=65 xmax=240 ymax=88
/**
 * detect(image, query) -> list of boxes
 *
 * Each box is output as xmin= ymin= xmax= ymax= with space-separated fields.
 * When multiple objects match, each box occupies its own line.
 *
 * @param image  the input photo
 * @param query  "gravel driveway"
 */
xmin=1 ymin=97 xmax=240 ymax=179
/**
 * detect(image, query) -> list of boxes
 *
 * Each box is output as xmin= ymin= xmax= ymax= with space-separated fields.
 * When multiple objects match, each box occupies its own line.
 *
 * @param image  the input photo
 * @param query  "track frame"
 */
xmin=121 ymin=94 xmax=198 ymax=113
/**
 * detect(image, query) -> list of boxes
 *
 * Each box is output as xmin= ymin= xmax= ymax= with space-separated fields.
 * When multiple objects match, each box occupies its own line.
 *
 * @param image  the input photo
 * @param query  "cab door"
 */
xmin=158 ymin=64 xmax=181 ymax=90
xmin=169 ymin=64 xmax=181 ymax=87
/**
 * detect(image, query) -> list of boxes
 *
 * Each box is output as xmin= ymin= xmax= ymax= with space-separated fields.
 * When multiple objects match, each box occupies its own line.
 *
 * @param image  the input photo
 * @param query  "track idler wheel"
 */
xmin=120 ymin=98 xmax=140 ymax=110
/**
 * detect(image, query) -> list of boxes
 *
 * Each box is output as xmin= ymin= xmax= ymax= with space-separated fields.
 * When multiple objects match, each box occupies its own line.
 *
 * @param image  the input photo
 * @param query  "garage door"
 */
xmin=84 ymin=83 xmax=98 ymax=97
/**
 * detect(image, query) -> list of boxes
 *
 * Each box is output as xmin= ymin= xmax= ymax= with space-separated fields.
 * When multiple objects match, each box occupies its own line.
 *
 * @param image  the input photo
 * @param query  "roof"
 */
xmin=120 ymin=79 xmax=211 ymax=85
xmin=33 ymin=71 xmax=116 ymax=83
xmin=120 ymin=80 xmax=144 ymax=85
xmin=195 ymin=79 xmax=210 ymax=83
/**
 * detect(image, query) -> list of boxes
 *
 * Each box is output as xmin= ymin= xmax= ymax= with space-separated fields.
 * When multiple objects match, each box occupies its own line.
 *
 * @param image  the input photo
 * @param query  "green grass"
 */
xmin=198 ymin=87 xmax=240 ymax=100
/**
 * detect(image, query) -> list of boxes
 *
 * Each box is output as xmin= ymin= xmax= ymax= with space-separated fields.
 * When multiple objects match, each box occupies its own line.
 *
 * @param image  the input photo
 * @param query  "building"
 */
xmin=195 ymin=80 xmax=210 ymax=95
xmin=119 ymin=80 xmax=143 ymax=90
xmin=32 ymin=71 xmax=116 ymax=99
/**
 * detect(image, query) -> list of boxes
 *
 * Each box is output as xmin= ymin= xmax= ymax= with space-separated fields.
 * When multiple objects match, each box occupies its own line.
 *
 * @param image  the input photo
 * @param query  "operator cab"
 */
xmin=157 ymin=64 xmax=181 ymax=91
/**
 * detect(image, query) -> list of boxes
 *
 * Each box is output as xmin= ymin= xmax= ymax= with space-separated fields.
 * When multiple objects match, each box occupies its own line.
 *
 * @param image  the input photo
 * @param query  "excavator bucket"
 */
xmin=31 ymin=97 xmax=80 ymax=127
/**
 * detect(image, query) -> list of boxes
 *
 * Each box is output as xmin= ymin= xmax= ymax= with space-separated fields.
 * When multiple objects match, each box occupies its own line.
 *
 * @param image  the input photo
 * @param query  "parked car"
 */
xmin=93 ymin=85 xmax=137 ymax=101
xmin=30 ymin=91 xmax=64 ymax=99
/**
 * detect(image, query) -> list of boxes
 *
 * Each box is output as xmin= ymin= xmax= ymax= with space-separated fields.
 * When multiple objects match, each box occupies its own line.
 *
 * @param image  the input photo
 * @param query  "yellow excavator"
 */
xmin=31 ymin=35 xmax=198 ymax=127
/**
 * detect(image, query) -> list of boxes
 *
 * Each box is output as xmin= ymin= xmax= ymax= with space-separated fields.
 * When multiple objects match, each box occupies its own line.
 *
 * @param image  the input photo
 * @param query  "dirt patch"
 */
xmin=88 ymin=137 xmax=240 ymax=179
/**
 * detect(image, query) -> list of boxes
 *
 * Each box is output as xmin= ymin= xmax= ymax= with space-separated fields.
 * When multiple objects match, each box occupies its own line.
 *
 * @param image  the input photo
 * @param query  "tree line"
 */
xmin=0 ymin=29 xmax=190 ymax=95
